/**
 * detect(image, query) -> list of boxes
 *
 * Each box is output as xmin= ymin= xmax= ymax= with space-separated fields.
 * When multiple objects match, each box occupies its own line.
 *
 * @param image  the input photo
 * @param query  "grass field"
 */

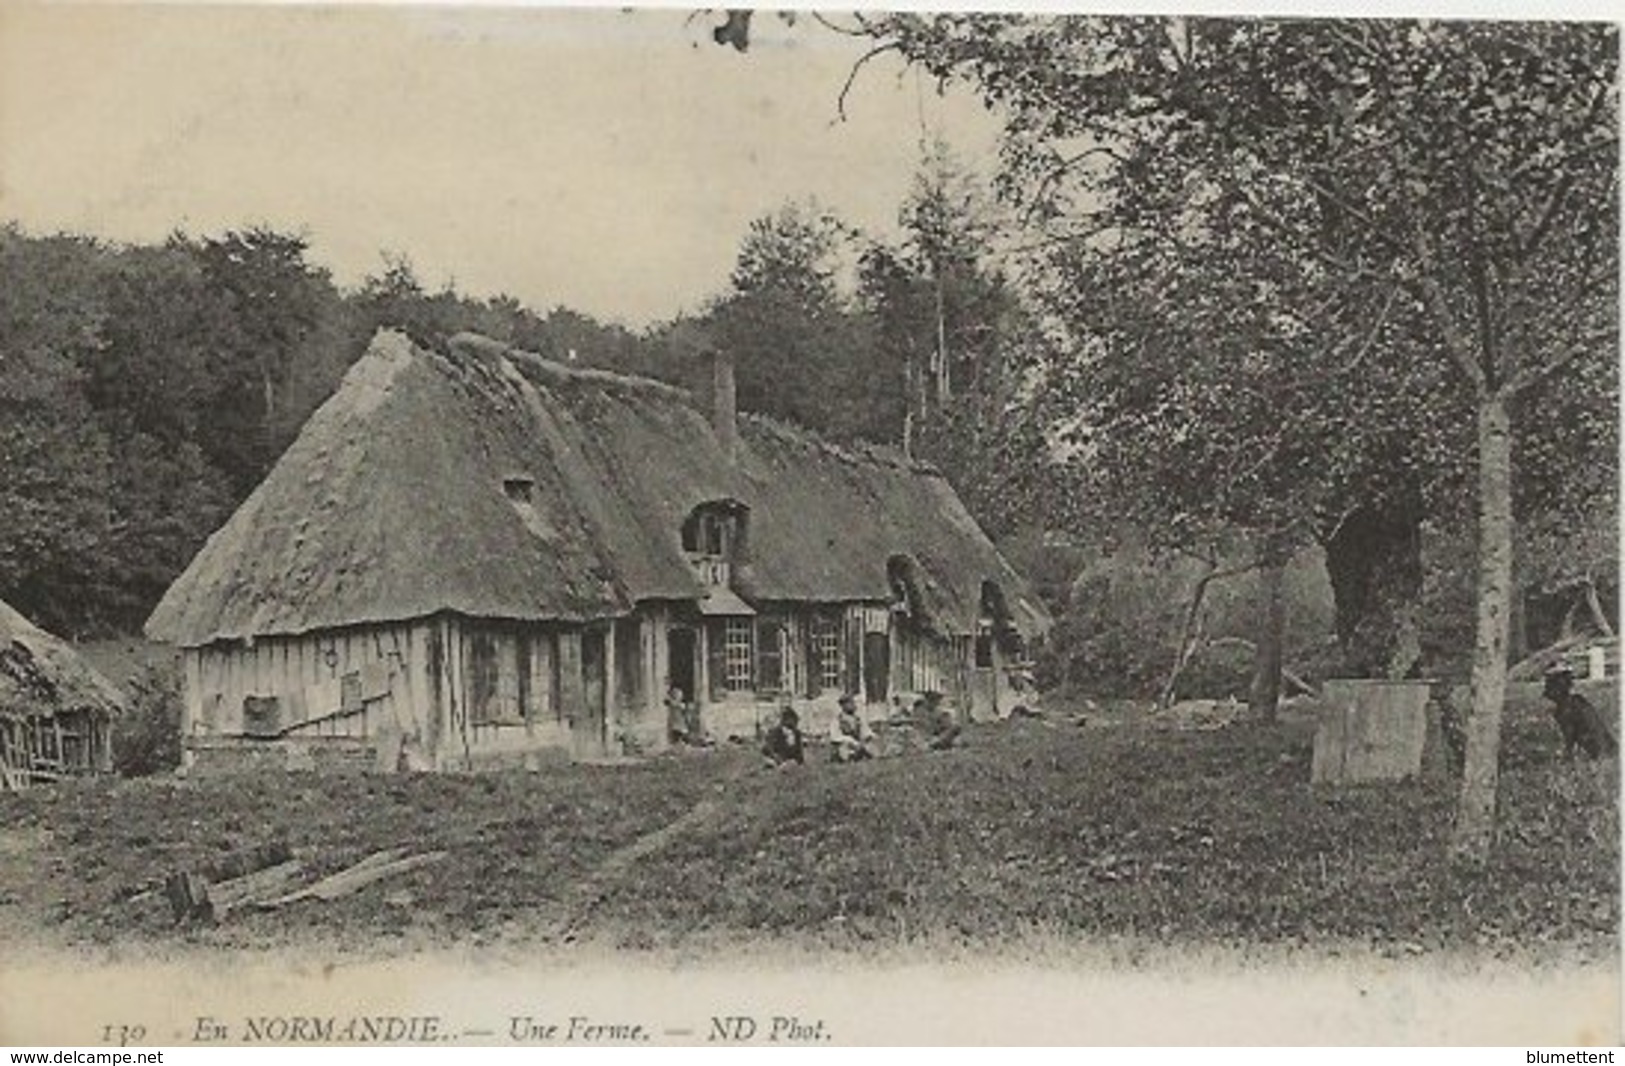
xmin=0 ymin=683 xmax=1616 ymax=964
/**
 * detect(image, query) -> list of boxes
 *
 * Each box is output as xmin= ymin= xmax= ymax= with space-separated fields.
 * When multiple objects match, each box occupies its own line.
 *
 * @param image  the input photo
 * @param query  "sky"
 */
xmin=0 ymin=4 xmax=1003 ymax=327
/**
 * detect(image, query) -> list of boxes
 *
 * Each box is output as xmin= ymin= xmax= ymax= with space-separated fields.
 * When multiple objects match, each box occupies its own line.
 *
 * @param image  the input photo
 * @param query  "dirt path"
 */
xmin=537 ymin=759 xmax=769 ymax=945
xmin=542 ymin=795 xmax=725 ymax=944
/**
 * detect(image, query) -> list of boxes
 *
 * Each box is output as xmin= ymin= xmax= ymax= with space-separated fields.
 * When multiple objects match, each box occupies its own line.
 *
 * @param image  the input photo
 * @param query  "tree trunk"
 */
xmin=1509 ymin=576 xmax=1527 ymax=662
xmin=1158 ymin=557 xmax=1259 ymax=709
xmin=934 ymin=268 xmax=950 ymax=405
xmin=902 ymin=350 xmax=914 ymax=459
xmin=1452 ymin=395 xmax=1514 ymax=863
xmin=1584 ymin=579 xmax=1615 ymax=638
xmin=1158 ymin=563 xmax=1216 ymax=710
xmin=1249 ymin=544 xmax=1287 ymax=723
xmin=1321 ymin=491 xmax=1425 ymax=678
xmin=261 ymin=363 xmax=277 ymax=426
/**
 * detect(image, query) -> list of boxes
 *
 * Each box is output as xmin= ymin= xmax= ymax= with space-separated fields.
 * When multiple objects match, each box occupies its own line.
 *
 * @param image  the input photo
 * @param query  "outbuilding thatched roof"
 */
xmin=146 ymin=330 xmax=1052 ymax=647
xmin=0 ymin=599 xmax=126 ymax=720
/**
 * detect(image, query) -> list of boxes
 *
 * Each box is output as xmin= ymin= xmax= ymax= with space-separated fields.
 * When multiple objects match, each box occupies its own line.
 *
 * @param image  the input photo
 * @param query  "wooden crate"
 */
xmin=1312 ymin=680 xmax=1431 ymax=785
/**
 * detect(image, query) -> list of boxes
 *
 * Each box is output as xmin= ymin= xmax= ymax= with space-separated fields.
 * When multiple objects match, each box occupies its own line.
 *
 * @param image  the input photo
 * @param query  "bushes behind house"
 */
xmin=114 ymin=661 xmax=183 ymax=777
xmin=1003 ymin=535 xmax=1338 ymax=703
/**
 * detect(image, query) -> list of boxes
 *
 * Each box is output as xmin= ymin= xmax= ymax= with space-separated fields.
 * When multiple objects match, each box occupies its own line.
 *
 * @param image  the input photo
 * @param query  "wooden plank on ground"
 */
xmin=257 ymin=847 xmax=445 ymax=908
xmin=211 ymin=860 xmax=307 ymax=914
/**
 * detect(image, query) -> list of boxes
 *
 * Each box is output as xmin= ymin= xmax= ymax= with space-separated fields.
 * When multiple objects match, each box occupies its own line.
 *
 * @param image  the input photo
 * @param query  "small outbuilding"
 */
xmin=0 ymin=598 xmax=125 ymax=790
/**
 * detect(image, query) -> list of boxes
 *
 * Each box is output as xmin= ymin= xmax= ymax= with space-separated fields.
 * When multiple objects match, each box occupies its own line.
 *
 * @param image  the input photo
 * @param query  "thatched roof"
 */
xmin=0 ymin=599 xmax=126 ymax=720
xmin=146 ymin=330 xmax=1052 ymax=647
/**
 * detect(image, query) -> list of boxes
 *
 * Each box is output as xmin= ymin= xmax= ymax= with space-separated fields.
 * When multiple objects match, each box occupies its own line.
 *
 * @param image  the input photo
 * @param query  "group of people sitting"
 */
xmin=761 ymin=691 xmax=962 ymax=769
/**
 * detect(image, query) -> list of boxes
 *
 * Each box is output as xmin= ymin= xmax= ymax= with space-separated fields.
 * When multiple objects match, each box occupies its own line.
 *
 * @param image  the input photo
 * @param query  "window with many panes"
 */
xmin=724 ymin=617 xmax=754 ymax=692
xmin=814 ymin=614 xmax=842 ymax=693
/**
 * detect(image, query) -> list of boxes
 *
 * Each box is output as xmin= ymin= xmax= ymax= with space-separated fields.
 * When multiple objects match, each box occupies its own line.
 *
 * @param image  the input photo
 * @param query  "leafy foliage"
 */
xmin=0 ymin=225 xmax=677 ymax=636
xmin=697 ymin=201 xmax=900 ymax=444
xmin=113 ymin=661 xmax=185 ymax=778
xmin=855 ymin=14 xmax=1616 ymax=557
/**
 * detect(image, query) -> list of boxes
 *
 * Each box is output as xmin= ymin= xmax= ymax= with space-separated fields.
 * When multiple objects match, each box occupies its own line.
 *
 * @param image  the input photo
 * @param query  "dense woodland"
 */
xmin=1 ymin=225 xmax=647 ymax=636
xmin=0 ymin=143 xmax=1054 ymax=641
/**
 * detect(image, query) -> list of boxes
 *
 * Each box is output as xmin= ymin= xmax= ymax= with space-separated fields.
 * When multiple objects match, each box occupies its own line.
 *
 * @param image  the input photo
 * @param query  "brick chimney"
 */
xmin=708 ymin=346 xmax=737 ymax=462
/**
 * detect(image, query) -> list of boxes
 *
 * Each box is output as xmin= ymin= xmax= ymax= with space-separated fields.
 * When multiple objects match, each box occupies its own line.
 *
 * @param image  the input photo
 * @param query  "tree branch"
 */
xmin=1229 ymin=182 xmax=1398 ymax=287
xmin=1332 ymin=282 xmax=1402 ymax=378
xmin=1517 ymin=167 xmax=1579 ymax=263
xmin=1222 ymin=282 xmax=1401 ymax=509
xmin=1411 ymin=229 xmax=1488 ymax=397
xmin=1294 ymin=172 xmax=1407 ymax=259
xmin=1501 ymin=321 xmax=1618 ymax=399
xmin=1502 ymin=212 xmax=1615 ymax=397
xmin=1157 ymin=555 xmax=1267 ymax=709
xmin=1317 ymin=502 xmax=1362 ymax=546
xmin=1585 ymin=579 xmax=1616 ymax=639
xmin=810 ymin=11 xmax=872 ymax=38
xmin=836 ymin=43 xmax=902 ymax=122
xmin=1204 ymin=637 xmax=1320 ymax=697
xmin=1328 ymin=24 xmax=1380 ymax=61
xmin=1017 ymin=145 xmax=1130 ymax=228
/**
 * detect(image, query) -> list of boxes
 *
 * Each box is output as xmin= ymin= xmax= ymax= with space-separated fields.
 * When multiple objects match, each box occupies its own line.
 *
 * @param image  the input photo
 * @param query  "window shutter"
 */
xmin=843 ymin=613 xmax=862 ymax=696
xmin=803 ymin=619 xmax=819 ymax=697
xmin=756 ymin=620 xmax=783 ymax=694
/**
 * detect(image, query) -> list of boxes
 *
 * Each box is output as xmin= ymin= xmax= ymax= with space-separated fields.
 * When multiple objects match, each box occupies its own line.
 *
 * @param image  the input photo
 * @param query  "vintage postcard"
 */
xmin=0 ymin=1 xmax=1618 ymax=1046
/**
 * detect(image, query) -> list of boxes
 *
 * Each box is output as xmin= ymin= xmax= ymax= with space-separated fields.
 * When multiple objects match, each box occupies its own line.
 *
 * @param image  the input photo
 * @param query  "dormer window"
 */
xmin=682 ymin=499 xmax=748 ymax=588
xmin=503 ymin=475 xmax=535 ymax=506
xmin=887 ymin=554 xmax=920 ymax=618
xmin=682 ymin=510 xmax=730 ymax=557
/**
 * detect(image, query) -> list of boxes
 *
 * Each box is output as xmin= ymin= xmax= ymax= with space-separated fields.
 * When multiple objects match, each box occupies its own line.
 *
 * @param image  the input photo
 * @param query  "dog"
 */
xmin=1543 ymin=667 xmax=1617 ymax=760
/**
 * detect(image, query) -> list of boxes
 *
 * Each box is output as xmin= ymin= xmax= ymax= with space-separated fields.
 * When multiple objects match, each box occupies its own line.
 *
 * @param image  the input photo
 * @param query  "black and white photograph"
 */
xmin=0 ymin=1 xmax=1618 ymax=1047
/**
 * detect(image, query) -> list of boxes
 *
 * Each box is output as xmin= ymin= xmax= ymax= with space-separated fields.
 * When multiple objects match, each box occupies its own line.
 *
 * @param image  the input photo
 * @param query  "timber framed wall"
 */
xmin=179 ymin=603 xmax=1026 ymax=771
xmin=0 ymin=709 xmax=114 ymax=791
xmin=182 ymin=621 xmax=428 ymax=743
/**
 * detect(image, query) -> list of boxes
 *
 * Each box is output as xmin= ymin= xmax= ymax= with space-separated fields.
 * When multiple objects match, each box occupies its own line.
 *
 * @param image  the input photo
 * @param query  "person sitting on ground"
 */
xmin=915 ymin=690 xmax=963 ymax=751
xmin=761 ymin=702 xmax=805 ymax=768
xmin=829 ymin=693 xmax=875 ymax=763
xmin=1543 ymin=665 xmax=1617 ymax=760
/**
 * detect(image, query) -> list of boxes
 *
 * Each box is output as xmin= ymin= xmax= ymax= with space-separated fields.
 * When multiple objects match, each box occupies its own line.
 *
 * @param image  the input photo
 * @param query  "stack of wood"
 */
xmin=152 ymin=840 xmax=446 ymax=926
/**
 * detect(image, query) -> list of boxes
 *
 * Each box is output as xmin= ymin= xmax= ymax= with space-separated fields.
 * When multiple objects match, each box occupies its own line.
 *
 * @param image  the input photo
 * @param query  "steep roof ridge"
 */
xmin=446 ymin=332 xmax=692 ymax=404
xmin=444 ymin=331 xmax=939 ymax=477
xmin=737 ymin=410 xmax=939 ymax=477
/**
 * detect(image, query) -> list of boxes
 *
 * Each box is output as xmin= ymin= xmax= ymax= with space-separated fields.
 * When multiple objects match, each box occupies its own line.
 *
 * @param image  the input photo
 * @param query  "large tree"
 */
xmin=190 ymin=228 xmax=341 ymax=489
xmin=0 ymin=229 xmax=113 ymax=634
xmin=702 ymin=201 xmax=894 ymax=444
xmin=861 ymin=140 xmax=1056 ymax=535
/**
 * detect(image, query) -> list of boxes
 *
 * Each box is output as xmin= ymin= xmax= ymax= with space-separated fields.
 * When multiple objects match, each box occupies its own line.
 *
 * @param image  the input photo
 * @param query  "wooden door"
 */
xmin=863 ymin=631 xmax=890 ymax=704
xmin=667 ymin=627 xmax=696 ymax=704
xmin=576 ymin=628 xmax=609 ymax=756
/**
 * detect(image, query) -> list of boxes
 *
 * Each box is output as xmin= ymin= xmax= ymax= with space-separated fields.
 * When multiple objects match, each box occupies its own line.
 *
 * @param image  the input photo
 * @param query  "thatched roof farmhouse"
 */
xmin=147 ymin=330 xmax=1050 ymax=772
xmin=1 ymin=598 xmax=124 ymax=789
